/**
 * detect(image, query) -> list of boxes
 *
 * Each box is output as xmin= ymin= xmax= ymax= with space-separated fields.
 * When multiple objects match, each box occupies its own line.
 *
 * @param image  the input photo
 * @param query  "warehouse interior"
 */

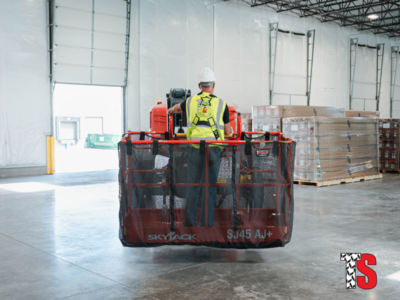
xmin=0 ymin=0 xmax=400 ymax=299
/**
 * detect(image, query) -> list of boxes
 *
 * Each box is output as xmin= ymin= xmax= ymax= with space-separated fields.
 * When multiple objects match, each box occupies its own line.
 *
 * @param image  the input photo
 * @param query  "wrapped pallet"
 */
xmin=282 ymin=117 xmax=380 ymax=182
xmin=345 ymin=110 xmax=380 ymax=118
xmin=252 ymin=105 xmax=345 ymax=133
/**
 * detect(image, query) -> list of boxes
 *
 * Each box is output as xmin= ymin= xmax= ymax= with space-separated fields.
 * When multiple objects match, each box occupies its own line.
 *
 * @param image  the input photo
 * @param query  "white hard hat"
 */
xmin=198 ymin=67 xmax=216 ymax=83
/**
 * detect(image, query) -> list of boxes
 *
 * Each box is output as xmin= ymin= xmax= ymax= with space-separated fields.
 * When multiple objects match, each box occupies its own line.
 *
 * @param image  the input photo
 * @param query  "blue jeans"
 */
xmin=185 ymin=146 xmax=222 ymax=227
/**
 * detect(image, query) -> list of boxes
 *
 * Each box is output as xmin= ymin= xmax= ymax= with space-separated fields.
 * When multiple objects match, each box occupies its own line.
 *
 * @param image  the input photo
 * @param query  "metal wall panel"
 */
xmin=95 ymin=0 xmax=126 ymax=16
xmin=0 ymin=0 xmax=51 ymax=169
xmin=57 ymin=0 xmax=92 ymax=10
xmin=353 ymin=47 xmax=377 ymax=100
xmin=274 ymin=32 xmax=307 ymax=98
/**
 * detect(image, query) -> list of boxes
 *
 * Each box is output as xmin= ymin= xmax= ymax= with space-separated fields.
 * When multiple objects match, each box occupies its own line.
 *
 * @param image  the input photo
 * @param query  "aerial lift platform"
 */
xmin=118 ymin=91 xmax=295 ymax=249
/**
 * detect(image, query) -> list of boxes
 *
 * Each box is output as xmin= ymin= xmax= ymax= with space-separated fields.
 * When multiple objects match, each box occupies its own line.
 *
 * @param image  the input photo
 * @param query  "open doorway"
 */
xmin=53 ymin=84 xmax=123 ymax=173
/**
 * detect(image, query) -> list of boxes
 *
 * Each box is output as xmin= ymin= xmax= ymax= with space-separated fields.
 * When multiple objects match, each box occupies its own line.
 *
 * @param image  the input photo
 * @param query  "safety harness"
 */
xmin=187 ymin=95 xmax=224 ymax=141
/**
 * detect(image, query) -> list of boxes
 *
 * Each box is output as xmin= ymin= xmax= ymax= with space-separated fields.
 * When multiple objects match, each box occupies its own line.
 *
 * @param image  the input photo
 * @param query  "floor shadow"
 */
xmin=146 ymin=246 xmax=266 ymax=264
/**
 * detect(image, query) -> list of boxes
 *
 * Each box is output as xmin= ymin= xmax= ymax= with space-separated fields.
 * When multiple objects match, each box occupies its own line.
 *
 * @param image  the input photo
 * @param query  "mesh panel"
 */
xmin=119 ymin=134 xmax=295 ymax=249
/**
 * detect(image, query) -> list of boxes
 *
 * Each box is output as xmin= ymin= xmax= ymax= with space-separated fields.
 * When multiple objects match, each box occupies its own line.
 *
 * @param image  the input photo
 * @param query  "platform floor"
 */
xmin=0 ymin=170 xmax=399 ymax=299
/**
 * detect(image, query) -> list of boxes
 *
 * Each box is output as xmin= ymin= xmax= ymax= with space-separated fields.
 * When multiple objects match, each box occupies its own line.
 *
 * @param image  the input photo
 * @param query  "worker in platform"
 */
xmin=168 ymin=67 xmax=232 ymax=227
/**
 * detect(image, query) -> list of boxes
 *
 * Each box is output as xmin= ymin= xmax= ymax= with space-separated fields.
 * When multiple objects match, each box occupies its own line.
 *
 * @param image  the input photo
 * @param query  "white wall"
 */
xmin=0 ymin=0 xmax=51 ymax=176
xmin=0 ymin=0 xmax=399 ymax=176
xmin=126 ymin=0 xmax=400 ymax=131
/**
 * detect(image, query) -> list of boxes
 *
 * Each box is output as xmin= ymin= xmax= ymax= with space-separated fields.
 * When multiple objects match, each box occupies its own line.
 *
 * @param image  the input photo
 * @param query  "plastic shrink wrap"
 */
xmin=252 ymin=105 xmax=345 ymax=137
xmin=282 ymin=116 xmax=380 ymax=182
xmin=345 ymin=110 xmax=380 ymax=118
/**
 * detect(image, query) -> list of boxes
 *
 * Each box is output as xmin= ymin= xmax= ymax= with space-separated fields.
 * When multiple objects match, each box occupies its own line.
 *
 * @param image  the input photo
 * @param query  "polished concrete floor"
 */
xmin=0 ymin=170 xmax=399 ymax=300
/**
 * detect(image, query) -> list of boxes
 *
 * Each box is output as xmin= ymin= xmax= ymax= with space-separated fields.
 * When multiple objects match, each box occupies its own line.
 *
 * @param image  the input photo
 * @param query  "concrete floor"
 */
xmin=0 ymin=171 xmax=399 ymax=300
xmin=55 ymin=148 xmax=118 ymax=173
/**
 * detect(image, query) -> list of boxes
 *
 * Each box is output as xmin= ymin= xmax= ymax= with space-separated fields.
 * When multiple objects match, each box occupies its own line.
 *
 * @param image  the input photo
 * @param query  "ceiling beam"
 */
xmin=247 ymin=0 xmax=400 ymax=37
xmin=357 ymin=21 xmax=400 ymax=31
xmin=304 ymin=1 xmax=398 ymax=18
xmin=320 ymin=7 xmax=400 ymax=22
xmin=250 ymin=0 xmax=286 ymax=7
xmin=277 ymin=0 xmax=357 ymax=13
xmin=341 ymin=13 xmax=400 ymax=27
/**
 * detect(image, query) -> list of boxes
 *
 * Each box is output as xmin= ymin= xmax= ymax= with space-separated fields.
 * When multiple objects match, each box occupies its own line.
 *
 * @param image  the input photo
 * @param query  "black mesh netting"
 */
xmin=119 ymin=133 xmax=295 ymax=249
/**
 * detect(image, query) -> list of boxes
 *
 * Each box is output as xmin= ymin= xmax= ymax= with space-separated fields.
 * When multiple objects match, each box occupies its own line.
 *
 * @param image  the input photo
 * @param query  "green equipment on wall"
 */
xmin=87 ymin=134 xmax=120 ymax=149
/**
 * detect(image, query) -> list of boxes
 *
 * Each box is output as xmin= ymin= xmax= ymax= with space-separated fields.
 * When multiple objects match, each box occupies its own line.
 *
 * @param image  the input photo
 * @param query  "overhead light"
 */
xmin=368 ymin=14 xmax=379 ymax=20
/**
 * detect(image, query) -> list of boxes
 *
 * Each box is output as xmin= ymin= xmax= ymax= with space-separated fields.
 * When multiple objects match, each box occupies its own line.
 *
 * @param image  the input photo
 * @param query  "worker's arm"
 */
xmin=223 ymin=104 xmax=232 ymax=136
xmin=167 ymin=103 xmax=182 ymax=114
xmin=224 ymin=123 xmax=232 ymax=136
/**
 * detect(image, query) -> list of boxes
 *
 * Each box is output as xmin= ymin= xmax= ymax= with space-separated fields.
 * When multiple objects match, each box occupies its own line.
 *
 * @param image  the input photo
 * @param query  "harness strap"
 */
xmin=196 ymin=120 xmax=211 ymax=126
xmin=207 ymin=116 xmax=220 ymax=140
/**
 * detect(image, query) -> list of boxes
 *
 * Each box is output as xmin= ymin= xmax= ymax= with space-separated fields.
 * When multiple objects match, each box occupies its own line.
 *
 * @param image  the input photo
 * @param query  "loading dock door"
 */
xmin=53 ymin=0 xmax=128 ymax=86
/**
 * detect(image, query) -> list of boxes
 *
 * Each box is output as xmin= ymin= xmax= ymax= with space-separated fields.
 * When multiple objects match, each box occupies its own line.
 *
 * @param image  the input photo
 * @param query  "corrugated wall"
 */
xmin=0 ymin=0 xmax=51 ymax=176
xmin=126 ymin=0 xmax=400 ymax=131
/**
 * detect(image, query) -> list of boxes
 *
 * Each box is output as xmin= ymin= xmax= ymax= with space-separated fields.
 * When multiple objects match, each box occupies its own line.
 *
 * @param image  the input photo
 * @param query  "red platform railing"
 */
xmin=118 ymin=114 xmax=294 ymax=248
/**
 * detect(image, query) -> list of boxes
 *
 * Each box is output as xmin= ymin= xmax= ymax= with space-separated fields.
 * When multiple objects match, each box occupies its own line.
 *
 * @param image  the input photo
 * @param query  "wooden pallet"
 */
xmin=294 ymin=174 xmax=383 ymax=187
xmin=381 ymin=170 xmax=400 ymax=174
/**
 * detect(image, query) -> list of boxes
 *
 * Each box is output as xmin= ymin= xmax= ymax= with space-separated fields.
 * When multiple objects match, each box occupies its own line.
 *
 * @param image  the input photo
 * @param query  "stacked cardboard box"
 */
xmin=242 ymin=118 xmax=252 ymax=132
xmin=282 ymin=117 xmax=379 ymax=182
xmin=241 ymin=113 xmax=252 ymax=132
xmin=252 ymin=105 xmax=345 ymax=133
xmin=345 ymin=110 xmax=380 ymax=118
xmin=379 ymin=119 xmax=400 ymax=171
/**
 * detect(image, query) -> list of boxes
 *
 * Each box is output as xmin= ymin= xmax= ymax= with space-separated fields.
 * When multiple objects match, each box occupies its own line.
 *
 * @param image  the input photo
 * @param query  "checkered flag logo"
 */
xmin=340 ymin=253 xmax=361 ymax=289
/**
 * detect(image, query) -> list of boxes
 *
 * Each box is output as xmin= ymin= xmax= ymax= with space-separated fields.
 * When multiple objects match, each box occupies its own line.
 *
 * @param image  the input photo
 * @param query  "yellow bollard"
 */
xmin=47 ymin=136 xmax=55 ymax=174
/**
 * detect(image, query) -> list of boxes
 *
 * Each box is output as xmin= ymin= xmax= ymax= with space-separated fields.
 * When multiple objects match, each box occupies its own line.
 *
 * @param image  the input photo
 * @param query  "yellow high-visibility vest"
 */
xmin=186 ymin=92 xmax=226 ymax=147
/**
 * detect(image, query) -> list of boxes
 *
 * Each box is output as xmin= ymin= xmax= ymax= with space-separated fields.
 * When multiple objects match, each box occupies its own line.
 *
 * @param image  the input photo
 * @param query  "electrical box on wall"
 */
xmin=55 ymin=117 xmax=81 ymax=145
